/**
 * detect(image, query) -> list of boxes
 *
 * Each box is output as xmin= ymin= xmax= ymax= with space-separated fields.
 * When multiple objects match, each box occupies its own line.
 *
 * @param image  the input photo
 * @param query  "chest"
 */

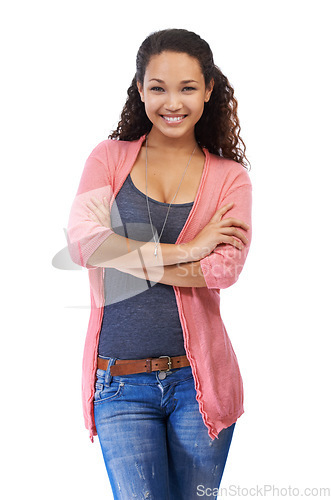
xmin=130 ymin=148 xmax=206 ymax=205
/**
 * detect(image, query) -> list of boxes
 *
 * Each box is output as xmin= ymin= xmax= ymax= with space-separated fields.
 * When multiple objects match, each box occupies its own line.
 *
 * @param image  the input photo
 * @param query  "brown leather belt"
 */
xmin=97 ymin=354 xmax=190 ymax=376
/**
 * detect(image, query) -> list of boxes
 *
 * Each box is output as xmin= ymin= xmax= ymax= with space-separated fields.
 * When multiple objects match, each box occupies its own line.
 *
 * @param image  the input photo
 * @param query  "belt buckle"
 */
xmin=159 ymin=355 xmax=172 ymax=372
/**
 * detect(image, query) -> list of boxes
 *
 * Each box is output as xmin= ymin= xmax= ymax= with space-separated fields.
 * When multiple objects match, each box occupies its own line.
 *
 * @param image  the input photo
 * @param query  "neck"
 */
xmin=145 ymin=127 xmax=197 ymax=155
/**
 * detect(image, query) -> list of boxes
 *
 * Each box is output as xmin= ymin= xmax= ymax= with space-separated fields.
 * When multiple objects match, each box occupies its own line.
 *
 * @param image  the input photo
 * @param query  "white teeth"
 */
xmin=162 ymin=115 xmax=185 ymax=122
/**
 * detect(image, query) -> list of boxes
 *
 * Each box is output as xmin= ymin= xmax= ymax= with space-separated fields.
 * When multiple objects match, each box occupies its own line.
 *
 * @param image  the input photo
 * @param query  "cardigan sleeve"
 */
xmin=66 ymin=140 xmax=115 ymax=269
xmin=199 ymin=177 xmax=252 ymax=290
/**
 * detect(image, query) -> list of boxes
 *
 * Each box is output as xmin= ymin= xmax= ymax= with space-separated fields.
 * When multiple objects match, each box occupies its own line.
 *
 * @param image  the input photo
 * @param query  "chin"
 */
xmin=158 ymin=120 xmax=193 ymax=137
xmin=160 ymin=129 xmax=190 ymax=140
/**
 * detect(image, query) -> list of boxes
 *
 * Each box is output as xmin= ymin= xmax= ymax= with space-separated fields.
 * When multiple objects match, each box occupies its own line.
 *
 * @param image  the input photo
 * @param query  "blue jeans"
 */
xmin=93 ymin=356 xmax=236 ymax=499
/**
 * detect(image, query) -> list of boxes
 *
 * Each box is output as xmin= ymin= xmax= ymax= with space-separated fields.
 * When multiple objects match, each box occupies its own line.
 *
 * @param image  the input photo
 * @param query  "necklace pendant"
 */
xmin=154 ymin=245 xmax=158 ymax=258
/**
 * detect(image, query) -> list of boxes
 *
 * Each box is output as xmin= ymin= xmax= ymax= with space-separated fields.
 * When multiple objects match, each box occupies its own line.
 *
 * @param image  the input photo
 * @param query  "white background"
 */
xmin=1 ymin=1 xmax=330 ymax=498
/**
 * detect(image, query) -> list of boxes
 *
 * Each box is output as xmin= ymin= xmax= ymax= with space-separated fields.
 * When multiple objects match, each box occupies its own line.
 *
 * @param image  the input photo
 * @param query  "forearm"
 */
xmin=116 ymin=261 xmax=207 ymax=288
xmin=87 ymin=232 xmax=193 ymax=268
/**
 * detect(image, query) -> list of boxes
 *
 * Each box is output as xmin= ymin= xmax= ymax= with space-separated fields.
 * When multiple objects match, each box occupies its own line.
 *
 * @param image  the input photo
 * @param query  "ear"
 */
xmin=136 ymin=81 xmax=145 ymax=103
xmin=204 ymin=78 xmax=214 ymax=103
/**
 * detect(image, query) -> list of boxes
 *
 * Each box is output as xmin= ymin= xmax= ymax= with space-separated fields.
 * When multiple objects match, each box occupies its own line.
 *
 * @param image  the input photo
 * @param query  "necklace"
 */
xmin=145 ymin=135 xmax=197 ymax=258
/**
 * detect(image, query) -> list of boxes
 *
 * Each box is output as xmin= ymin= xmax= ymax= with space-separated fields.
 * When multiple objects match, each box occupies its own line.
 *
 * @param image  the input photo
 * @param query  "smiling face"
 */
xmin=137 ymin=51 xmax=214 ymax=144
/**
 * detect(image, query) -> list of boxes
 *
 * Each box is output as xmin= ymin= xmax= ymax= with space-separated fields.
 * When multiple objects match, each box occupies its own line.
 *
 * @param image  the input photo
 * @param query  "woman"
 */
xmin=67 ymin=28 xmax=252 ymax=499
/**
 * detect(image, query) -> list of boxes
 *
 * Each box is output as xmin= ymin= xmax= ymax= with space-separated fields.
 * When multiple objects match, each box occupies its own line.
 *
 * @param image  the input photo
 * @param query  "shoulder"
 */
xmin=88 ymin=136 xmax=144 ymax=171
xmin=207 ymin=151 xmax=252 ymax=192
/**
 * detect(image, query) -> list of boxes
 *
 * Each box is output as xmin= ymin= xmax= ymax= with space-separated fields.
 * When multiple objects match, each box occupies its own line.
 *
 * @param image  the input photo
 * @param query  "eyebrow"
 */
xmin=148 ymin=78 xmax=199 ymax=84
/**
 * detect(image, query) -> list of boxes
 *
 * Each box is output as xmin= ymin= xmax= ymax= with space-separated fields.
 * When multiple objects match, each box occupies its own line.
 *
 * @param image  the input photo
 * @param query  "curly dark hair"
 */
xmin=109 ymin=28 xmax=250 ymax=170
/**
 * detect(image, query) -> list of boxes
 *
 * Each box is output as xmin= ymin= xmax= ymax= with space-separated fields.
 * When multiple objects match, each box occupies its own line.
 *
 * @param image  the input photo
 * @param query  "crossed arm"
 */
xmin=119 ymin=261 xmax=207 ymax=288
xmin=86 ymin=196 xmax=207 ymax=288
xmin=67 ymin=143 xmax=251 ymax=290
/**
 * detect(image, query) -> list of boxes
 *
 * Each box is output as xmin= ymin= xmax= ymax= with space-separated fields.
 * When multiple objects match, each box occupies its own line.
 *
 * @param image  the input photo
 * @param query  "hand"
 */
xmin=86 ymin=196 xmax=112 ymax=229
xmin=187 ymin=202 xmax=250 ymax=261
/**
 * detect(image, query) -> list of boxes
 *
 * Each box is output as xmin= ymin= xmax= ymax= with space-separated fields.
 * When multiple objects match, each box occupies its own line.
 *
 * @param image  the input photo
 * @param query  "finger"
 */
xmin=102 ymin=197 xmax=112 ymax=217
xmin=87 ymin=211 xmax=99 ymax=222
xmin=218 ymin=227 xmax=249 ymax=244
xmin=219 ymin=234 xmax=244 ymax=250
xmin=91 ymin=195 xmax=110 ymax=209
xmin=90 ymin=196 xmax=103 ymax=206
xmin=87 ymin=200 xmax=111 ymax=228
xmin=97 ymin=197 xmax=110 ymax=215
xmin=218 ymin=202 xmax=234 ymax=215
xmin=210 ymin=202 xmax=234 ymax=222
xmin=86 ymin=199 xmax=99 ymax=210
xmin=87 ymin=196 xmax=107 ymax=212
xmin=86 ymin=200 xmax=108 ymax=218
xmin=219 ymin=217 xmax=250 ymax=230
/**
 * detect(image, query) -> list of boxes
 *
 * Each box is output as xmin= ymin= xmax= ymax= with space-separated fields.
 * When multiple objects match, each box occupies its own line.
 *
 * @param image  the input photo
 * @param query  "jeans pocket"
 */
xmin=94 ymin=378 xmax=125 ymax=404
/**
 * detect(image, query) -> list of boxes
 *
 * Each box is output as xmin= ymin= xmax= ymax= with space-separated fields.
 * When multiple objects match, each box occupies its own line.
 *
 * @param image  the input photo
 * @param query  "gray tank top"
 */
xmin=97 ymin=172 xmax=194 ymax=359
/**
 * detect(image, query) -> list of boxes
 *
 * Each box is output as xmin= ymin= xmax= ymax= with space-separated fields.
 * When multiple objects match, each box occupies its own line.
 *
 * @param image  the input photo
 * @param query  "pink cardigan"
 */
xmin=67 ymin=134 xmax=252 ymax=442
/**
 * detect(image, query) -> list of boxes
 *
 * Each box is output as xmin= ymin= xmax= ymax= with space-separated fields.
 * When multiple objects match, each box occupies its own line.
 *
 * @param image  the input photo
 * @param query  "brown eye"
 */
xmin=151 ymin=87 xmax=164 ymax=92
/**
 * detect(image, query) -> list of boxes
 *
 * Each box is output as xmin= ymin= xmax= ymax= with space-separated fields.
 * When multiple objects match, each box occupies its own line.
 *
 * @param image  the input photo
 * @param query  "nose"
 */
xmin=165 ymin=93 xmax=182 ymax=112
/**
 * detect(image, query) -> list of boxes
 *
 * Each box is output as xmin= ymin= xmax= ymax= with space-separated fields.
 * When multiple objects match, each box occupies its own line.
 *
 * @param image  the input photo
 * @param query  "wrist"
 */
xmin=178 ymin=242 xmax=195 ymax=263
